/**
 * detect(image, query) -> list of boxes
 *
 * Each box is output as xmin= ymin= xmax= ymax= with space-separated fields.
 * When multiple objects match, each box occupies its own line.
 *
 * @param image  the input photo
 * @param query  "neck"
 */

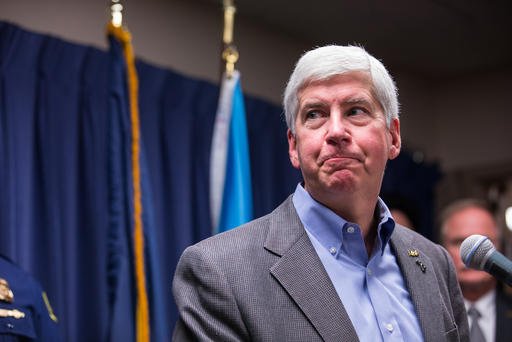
xmin=304 ymin=184 xmax=381 ymax=255
xmin=364 ymin=218 xmax=379 ymax=257
xmin=319 ymin=192 xmax=379 ymax=256
xmin=329 ymin=194 xmax=378 ymax=237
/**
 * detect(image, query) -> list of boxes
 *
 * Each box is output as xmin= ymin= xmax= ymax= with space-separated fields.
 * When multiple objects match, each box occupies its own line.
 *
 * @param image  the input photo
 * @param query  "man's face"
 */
xmin=442 ymin=207 xmax=499 ymax=289
xmin=287 ymin=72 xmax=400 ymax=205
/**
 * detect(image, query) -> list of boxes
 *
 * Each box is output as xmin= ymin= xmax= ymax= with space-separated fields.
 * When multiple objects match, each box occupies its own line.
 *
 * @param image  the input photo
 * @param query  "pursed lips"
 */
xmin=320 ymin=154 xmax=361 ymax=165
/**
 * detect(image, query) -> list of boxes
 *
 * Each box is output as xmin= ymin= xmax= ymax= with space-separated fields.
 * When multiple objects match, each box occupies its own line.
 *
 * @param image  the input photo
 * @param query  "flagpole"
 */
xmin=222 ymin=0 xmax=239 ymax=79
xmin=211 ymin=0 xmax=253 ymax=234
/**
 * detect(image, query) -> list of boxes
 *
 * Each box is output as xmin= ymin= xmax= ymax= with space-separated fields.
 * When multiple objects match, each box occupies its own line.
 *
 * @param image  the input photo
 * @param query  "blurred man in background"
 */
xmin=440 ymin=199 xmax=512 ymax=342
xmin=382 ymin=193 xmax=420 ymax=231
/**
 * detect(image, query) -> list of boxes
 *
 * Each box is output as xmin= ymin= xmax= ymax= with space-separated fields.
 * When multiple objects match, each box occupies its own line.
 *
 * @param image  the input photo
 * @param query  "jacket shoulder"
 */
xmin=190 ymin=196 xmax=295 ymax=254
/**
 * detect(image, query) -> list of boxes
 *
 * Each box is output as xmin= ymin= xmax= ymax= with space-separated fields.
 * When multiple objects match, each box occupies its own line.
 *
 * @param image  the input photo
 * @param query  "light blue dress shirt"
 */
xmin=293 ymin=184 xmax=424 ymax=342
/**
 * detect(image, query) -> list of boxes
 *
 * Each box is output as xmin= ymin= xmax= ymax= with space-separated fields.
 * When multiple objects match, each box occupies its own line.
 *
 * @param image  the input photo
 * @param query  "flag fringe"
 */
xmin=107 ymin=22 xmax=150 ymax=342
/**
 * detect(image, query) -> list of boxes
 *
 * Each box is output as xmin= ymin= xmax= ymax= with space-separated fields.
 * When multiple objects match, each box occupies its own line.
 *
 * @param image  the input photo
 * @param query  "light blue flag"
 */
xmin=210 ymin=70 xmax=253 ymax=233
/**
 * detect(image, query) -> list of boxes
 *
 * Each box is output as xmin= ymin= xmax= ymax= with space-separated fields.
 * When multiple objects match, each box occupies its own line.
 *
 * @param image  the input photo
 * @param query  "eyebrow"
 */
xmin=300 ymin=97 xmax=373 ymax=110
xmin=344 ymin=97 xmax=373 ymax=106
xmin=299 ymin=101 xmax=327 ymax=111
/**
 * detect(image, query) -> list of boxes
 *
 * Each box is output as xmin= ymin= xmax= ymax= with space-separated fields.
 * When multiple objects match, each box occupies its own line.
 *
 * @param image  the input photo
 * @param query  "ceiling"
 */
xmin=203 ymin=0 xmax=511 ymax=77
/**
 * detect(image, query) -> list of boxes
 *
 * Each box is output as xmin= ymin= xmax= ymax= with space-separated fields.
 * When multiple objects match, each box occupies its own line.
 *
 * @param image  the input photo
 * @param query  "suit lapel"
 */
xmin=390 ymin=228 xmax=445 ymax=342
xmin=265 ymin=197 xmax=359 ymax=342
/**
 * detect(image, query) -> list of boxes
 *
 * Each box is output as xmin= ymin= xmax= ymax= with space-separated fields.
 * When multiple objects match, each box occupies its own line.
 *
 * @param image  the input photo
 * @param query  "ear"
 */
xmin=388 ymin=118 xmax=401 ymax=160
xmin=287 ymin=129 xmax=300 ymax=169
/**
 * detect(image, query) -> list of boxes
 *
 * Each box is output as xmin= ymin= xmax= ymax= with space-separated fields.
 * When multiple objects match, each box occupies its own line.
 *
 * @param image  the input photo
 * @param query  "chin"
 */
xmin=324 ymin=172 xmax=357 ymax=190
xmin=459 ymin=275 xmax=495 ymax=291
xmin=325 ymin=179 xmax=357 ymax=194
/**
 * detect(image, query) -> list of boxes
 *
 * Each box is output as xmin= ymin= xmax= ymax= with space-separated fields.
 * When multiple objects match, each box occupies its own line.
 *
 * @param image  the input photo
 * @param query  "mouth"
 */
xmin=320 ymin=157 xmax=361 ymax=171
xmin=320 ymin=154 xmax=361 ymax=165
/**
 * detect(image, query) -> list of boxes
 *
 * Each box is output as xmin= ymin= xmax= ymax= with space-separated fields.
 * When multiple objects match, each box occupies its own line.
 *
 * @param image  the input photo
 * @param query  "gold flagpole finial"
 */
xmin=223 ymin=0 xmax=236 ymax=45
xmin=222 ymin=0 xmax=239 ymax=78
xmin=111 ymin=0 xmax=123 ymax=27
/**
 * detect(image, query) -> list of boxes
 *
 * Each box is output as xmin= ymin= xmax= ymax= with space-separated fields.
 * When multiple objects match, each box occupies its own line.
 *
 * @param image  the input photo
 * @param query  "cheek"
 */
xmin=447 ymin=245 xmax=462 ymax=264
xmin=297 ymin=133 xmax=322 ymax=156
xmin=369 ymin=122 xmax=392 ymax=144
xmin=361 ymin=133 xmax=390 ymax=164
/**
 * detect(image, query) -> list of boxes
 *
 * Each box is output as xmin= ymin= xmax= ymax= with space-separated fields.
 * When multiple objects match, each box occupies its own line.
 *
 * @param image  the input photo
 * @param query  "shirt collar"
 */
xmin=464 ymin=288 xmax=496 ymax=312
xmin=292 ymin=183 xmax=395 ymax=255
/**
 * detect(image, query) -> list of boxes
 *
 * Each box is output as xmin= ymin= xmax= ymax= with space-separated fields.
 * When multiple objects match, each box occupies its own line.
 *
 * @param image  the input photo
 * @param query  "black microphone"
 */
xmin=460 ymin=234 xmax=512 ymax=287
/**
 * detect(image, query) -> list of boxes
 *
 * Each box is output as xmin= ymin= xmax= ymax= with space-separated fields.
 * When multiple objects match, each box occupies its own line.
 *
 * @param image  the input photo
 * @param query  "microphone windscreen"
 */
xmin=460 ymin=234 xmax=495 ymax=269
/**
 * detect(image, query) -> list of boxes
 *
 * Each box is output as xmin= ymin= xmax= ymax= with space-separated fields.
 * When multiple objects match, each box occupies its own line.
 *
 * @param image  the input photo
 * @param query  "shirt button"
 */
xmin=386 ymin=324 xmax=393 ymax=332
xmin=367 ymin=268 xmax=371 ymax=276
xmin=6 ymin=323 xmax=14 ymax=329
xmin=347 ymin=226 xmax=355 ymax=233
xmin=329 ymin=247 xmax=337 ymax=255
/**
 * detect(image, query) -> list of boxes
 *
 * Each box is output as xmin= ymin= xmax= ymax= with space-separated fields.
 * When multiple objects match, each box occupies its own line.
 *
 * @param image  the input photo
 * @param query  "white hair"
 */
xmin=283 ymin=45 xmax=399 ymax=134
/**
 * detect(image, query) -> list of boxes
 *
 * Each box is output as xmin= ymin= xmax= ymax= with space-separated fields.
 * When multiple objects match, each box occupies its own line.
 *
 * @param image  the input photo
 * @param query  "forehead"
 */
xmin=444 ymin=207 xmax=498 ymax=239
xmin=298 ymin=72 xmax=377 ymax=104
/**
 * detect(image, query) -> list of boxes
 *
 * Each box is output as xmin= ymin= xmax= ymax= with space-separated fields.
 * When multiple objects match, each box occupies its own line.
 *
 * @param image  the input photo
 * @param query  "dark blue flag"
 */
xmin=106 ymin=22 xmax=167 ymax=342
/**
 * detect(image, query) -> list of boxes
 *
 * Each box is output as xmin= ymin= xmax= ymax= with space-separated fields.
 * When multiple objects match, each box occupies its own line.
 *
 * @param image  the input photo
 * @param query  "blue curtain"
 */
xmin=381 ymin=149 xmax=441 ymax=241
xmin=0 ymin=21 xmax=301 ymax=341
xmin=0 ymin=21 xmax=438 ymax=341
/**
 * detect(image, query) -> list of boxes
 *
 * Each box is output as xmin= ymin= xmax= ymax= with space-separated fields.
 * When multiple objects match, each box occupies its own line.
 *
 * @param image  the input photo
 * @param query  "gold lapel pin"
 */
xmin=0 ymin=278 xmax=14 ymax=303
xmin=407 ymin=249 xmax=419 ymax=257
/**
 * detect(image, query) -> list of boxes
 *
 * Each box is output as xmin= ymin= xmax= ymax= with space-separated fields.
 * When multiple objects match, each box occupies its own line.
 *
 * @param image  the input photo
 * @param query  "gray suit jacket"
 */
xmin=172 ymin=197 xmax=469 ymax=341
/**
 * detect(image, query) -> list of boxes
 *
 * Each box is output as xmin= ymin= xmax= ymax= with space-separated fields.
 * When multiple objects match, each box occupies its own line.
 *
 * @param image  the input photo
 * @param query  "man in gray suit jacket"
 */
xmin=172 ymin=45 xmax=469 ymax=341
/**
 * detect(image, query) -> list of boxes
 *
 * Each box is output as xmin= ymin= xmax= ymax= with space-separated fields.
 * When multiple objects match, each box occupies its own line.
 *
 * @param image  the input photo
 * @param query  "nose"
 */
xmin=325 ymin=113 xmax=350 ymax=145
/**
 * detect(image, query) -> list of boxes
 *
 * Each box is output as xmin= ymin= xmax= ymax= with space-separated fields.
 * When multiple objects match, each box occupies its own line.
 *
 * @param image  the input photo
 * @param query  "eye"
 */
xmin=302 ymin=109 xmax=327 ymax=129
xmin=305 ymin=110 xmax=323 ymax=120
xmin=348 ymin=107 xmax=367 ymax=116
